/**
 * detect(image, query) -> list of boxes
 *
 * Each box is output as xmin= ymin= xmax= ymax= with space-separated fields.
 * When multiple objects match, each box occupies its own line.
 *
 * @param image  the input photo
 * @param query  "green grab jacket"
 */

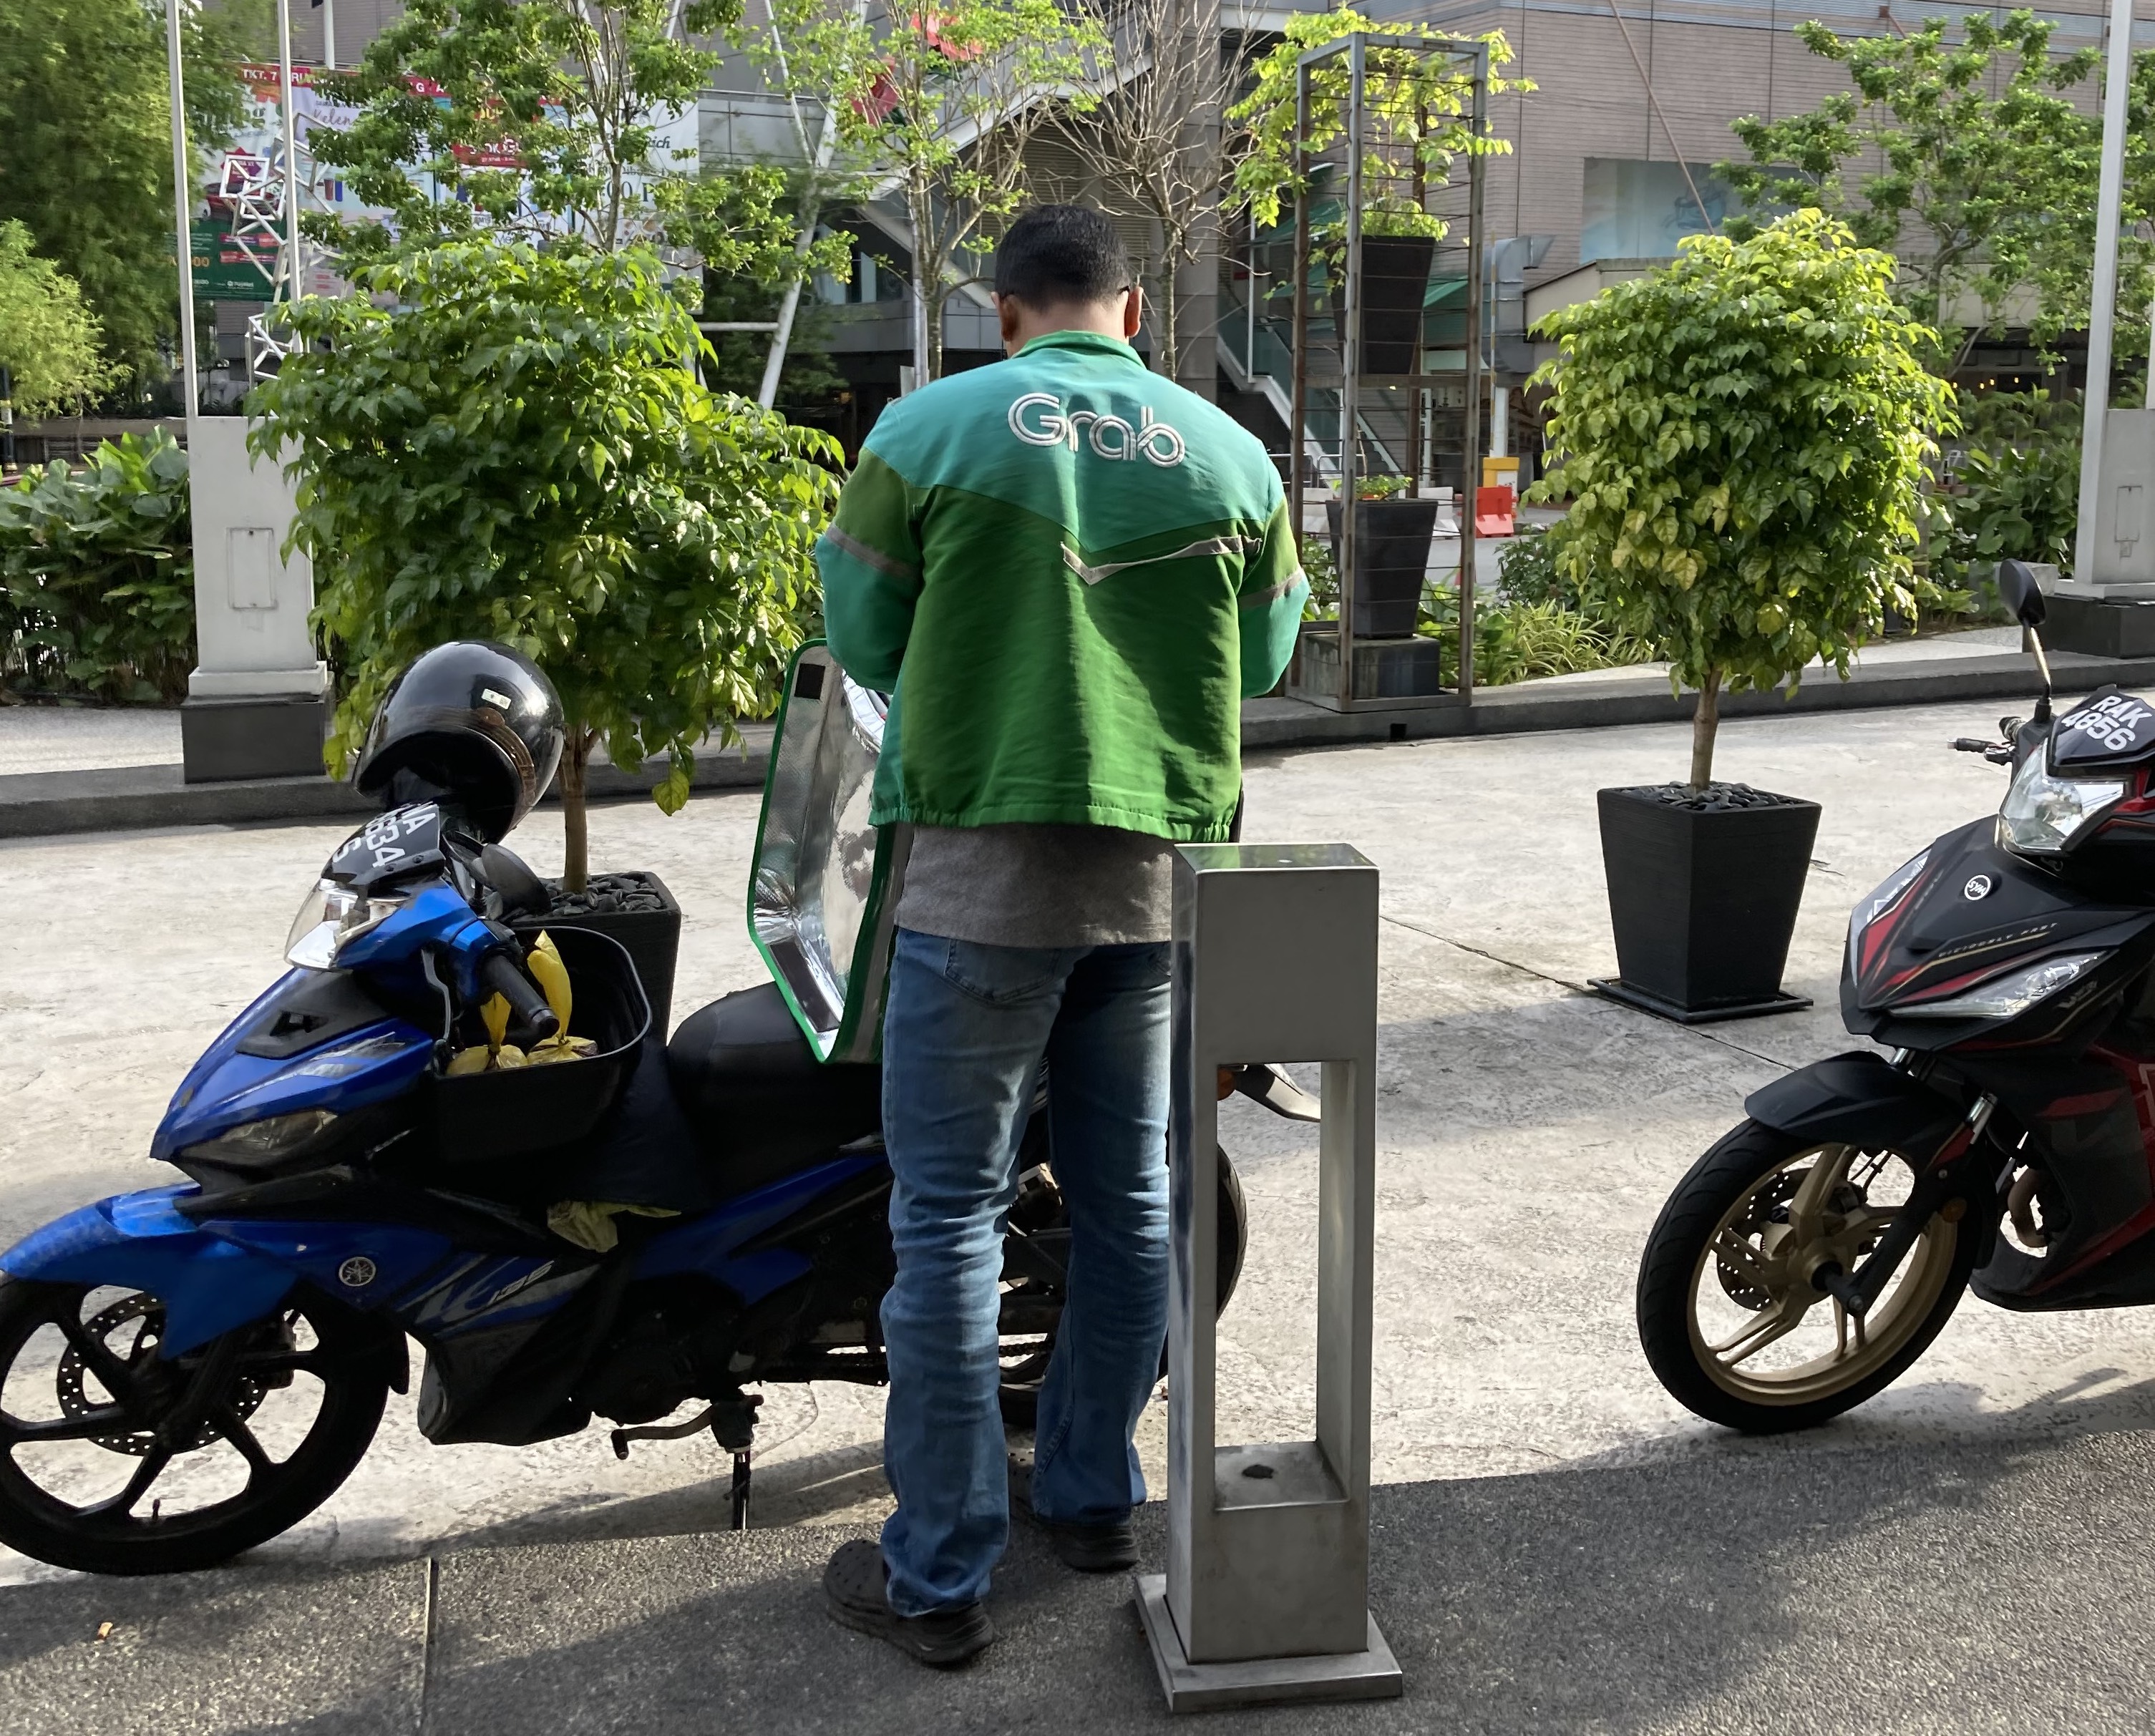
xmin=817 ymin=330 xmax=1309 ymax=842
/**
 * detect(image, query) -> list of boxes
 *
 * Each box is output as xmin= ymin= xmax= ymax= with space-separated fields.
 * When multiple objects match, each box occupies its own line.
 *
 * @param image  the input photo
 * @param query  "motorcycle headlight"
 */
xmin=2000 ymin=753 xmax=2125 ymax=855
xmin=180 ymin=1108 xmax=339 ymax=1169
xmin=1897 ymin=952 xmax=2106 ymax=1021
xmin=1847 ymin=849 xmax=1929 ymax=959
xmin=286 ymin=881 xmax=406 ymax=970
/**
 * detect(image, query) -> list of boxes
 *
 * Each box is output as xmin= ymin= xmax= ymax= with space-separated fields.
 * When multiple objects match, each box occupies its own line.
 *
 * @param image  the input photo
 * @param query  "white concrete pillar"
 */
xmin=180 ymin=416 xmax=330 ymax=781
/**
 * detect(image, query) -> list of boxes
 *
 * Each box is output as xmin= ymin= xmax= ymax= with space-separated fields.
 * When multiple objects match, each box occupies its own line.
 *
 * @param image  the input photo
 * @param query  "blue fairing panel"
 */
xmin=153 ymin=977 xmax=433 ymax=1162
xmin=636 ymin=1156 xmax=884 ymax=1302
xmin=0 ymin=1188 xmax=298 ymax=1356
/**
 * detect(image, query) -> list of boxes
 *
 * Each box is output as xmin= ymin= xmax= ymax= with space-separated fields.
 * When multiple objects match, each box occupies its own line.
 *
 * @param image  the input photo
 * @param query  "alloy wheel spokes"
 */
xmin=210 ymin=1405 xmax=276 ymax=1481
xmin=1710 ymin=1295 xmax=1807 ymax=1366
xmin=1691 ymin=1141 xmax=1956 ymax=1403
xmin=54 ymin=1311 xmax=145 ymax=1410
xmin=81 ymin=1446 xmax=175 ymax=1521
xmin=1785 ymin=1144 xmax=1855 ymax=1243
xmin=1711 ymin=1227 xmax=1773 ymax=1292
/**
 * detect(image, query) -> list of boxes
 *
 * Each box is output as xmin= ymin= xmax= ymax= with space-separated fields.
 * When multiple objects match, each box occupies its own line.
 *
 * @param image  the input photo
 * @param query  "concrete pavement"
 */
xmin=12 ymin=1431 xmax=2155 ymax=1733
xmin=7 ymin=699 xmax=2155 ymax=1729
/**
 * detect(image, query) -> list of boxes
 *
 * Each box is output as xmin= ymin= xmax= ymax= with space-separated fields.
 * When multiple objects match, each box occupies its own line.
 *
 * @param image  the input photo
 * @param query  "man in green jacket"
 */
xmin=817 ymin=204 xmax=1306 ymax=1668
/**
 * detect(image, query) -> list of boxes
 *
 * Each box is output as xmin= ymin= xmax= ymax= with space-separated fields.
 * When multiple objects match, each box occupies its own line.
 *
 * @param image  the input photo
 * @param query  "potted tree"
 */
xmin=256 ymin=243 xmax=837 ymax=1031
xmin=253 ymin=0 xmax=840 ymax=1032
xmin=1531 ymin=210 xmax=1953 ymax=1021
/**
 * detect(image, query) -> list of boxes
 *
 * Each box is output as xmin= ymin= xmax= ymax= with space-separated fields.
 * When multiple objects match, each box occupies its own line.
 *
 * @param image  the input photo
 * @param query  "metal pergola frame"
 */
xmin=1288 ymin=31 xmax=1488 ymax=713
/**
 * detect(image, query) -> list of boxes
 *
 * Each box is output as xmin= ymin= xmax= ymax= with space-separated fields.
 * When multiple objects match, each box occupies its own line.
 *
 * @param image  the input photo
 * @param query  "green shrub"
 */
xmin=0 ymin=429 xmax=193 ymax=702
xmin=1940 ymin=387 xmax=2080 ymax=584
xmin=1494 ymin=527 xmax=1570 ymax=608
xmin=251 ymin=238 xmax=841 ymax=889
xmin=1419 ymin=585 xmax=1655 ymax=687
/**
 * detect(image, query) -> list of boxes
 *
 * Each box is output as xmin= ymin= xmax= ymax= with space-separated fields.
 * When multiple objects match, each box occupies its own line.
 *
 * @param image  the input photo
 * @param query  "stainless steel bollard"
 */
xmin=1134 ymin=843 xmax=1401 ymax=1712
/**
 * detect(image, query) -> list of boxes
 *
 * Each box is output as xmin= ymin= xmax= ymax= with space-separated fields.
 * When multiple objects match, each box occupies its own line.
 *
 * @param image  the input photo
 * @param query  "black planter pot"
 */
xmin=1326 ymin=496 xmax=1440 ymax=638
xmin=513 ymin=869 xmax=684 ymax=1036
xmin=1592 ymin=785 xmax=1821 ymax=1023
xmin=1331 ymin=234 xmax=1436 ymax=377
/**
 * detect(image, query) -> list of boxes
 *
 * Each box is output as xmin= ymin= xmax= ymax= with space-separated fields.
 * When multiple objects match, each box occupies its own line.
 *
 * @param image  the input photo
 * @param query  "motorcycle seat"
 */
xmin=664 ymin=980 xmax=882 ymax=1198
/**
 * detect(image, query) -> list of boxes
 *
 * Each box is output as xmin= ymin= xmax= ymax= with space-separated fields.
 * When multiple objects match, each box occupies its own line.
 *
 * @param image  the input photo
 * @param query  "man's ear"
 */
xmin=996 ymin=292 xmax=1023 ymax=351
xmin=1122 ymin=286 xmax=1143 ymax=341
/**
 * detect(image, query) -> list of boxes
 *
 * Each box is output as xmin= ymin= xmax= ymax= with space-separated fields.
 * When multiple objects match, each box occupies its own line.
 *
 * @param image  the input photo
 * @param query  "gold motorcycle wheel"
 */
xmin=1638 ymin=1121 xmax=1980 ymax=1433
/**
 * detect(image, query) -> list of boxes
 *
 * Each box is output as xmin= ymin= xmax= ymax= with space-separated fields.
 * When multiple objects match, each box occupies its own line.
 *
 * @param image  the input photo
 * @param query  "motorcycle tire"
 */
xmin=1636 ymin=1119 xmax=1982 ymax=1435
xmin=0 ymin=1278 xmax=389 ymax=1576
xmin=998 ymin=1145 xmax=1247 ymax=1430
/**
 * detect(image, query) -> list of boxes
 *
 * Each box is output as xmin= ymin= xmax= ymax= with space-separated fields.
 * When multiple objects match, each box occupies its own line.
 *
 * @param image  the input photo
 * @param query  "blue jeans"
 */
xmin=877 ymin=927 xmax=1172 ymax=1616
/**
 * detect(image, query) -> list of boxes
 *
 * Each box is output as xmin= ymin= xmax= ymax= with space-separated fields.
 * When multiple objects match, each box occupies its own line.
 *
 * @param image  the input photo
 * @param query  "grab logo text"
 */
xmin=1008 ymin=394 xmax=1186 ymax=467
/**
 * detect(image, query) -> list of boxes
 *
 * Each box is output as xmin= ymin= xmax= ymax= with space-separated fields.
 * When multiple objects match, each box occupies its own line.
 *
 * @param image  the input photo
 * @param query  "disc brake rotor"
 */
xmin=1716 ymin=1170 xmax=1804 ymax=1311
xmin=52 ymin=1294 xmax=270 ymax=1457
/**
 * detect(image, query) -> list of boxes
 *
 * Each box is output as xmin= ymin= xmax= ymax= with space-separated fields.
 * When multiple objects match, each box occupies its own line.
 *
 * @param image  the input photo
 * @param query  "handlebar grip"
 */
xmin=480 ymin=950 xmax=560 ymax=1041
xmin=1950 ymin=738 xmax=1994 ymax=753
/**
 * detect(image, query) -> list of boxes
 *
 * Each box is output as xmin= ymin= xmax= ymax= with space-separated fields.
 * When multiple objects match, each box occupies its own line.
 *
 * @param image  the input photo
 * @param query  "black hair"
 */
xmin=993 ymin=204 xmax=1134 ymax=307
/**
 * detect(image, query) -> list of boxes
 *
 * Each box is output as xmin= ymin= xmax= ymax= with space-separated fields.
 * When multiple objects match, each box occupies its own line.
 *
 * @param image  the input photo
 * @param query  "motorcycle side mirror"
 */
xmin=1995 ymin=559 xmax=2053 ymax=719
xmin=1997 ymin=559 xmax=2048 ymax=628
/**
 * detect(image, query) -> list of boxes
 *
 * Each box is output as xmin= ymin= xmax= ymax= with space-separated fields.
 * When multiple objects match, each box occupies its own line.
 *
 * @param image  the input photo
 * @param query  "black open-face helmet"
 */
xmin=353 ymin=641 xmax=564 ymax=842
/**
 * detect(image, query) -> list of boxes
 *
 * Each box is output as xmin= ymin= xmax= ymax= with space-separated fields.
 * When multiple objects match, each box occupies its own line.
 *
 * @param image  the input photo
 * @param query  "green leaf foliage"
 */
xmin=0 ymin=221 xmax=115 ymax=416
xmin=1230 ymin=10 xmax=1527 ymax=240
xmin=0 ymin=0 xmax=248 ymax=386
xmin=1939 ymin=387 xmax=2081 ymax=582
xmin=0 ymin=431 xmax=194 ymax=703
xmin=306 ymin=0 xmax=809 ymax=281
xmin=1718 ymin=11 xmax=2153 ymax=371
xmin=762 ymin=0 xmax=1106 ymax=379
xmin=1529 ymin=210 xmax=1955 ymax=707
xmin=248 ymin=240 xmax=842 ymax=811
xmin=1420 ymin=585 xmax=1654 ymax=688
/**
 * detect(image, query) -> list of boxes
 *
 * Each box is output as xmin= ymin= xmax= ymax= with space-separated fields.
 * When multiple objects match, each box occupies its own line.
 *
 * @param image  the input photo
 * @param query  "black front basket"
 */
xmin=429 ymin=925 xmax=653 ymax=1162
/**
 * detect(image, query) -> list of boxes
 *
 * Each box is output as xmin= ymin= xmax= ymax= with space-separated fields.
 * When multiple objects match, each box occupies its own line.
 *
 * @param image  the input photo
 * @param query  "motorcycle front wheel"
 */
xmin=0 ymin=1278 xmax=389 ymax=1576
xmin=1635 ymin=1121 xmax=1980 ymax=1434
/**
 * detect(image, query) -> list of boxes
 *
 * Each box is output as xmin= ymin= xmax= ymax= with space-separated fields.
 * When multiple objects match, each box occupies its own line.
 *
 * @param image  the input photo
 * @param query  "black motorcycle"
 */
xmin=1638 ymin=560 xmax=2155 ymax=1432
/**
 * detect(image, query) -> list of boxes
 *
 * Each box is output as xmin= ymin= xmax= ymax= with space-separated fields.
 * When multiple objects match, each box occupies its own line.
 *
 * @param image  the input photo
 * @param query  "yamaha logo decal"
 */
xmin=338 ymin=1256 xmax=378 ymax=1289
xmin=1964 ymin=874 xmax=1994 ymax=902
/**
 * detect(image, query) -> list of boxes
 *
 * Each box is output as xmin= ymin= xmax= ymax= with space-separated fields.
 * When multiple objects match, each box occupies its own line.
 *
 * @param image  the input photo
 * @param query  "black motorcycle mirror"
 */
xmin=1996 ymin=559 xmax=2053 ymax=723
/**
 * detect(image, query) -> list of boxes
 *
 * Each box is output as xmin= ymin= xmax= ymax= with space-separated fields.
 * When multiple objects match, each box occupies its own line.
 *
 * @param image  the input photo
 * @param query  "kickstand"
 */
xmin=708 ymin=1394 xmax=762 ymax=1533
xmin=729 ymin=1445 xmax=751 ymax=1531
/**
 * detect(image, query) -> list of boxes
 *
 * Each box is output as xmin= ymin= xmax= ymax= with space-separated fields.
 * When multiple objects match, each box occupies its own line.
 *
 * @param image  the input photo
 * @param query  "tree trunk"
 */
xmin=562 ymin=728 xmax=592 ymax=893
xmin=1689 ymin=669 xmax=1721 ymax=793
xmin=1155 ymin=258 xmax=1177 ymax=379
xmin=906 ymin=173 xmax=941 ymax=383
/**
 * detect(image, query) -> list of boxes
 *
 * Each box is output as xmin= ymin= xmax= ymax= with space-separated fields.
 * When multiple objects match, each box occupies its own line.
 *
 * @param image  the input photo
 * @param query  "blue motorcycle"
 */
xmin=0 ymin=641 xmax=1275 ymax=1576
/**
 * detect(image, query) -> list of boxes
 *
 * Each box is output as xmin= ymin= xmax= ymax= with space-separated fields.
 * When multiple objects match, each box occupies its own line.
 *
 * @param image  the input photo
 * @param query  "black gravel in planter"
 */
xmin=514 ymin=869 xmax=684 ymax=1037
xmin=1617 ymin=781 xmax=1815 ymax=814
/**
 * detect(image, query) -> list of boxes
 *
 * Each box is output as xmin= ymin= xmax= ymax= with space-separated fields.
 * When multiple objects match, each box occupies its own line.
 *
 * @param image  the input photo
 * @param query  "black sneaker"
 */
xmin=822 ymin=1538 xmax=995 ymax=1668
xmin=1038 ymin=1517 xmax=1138 ymax=1573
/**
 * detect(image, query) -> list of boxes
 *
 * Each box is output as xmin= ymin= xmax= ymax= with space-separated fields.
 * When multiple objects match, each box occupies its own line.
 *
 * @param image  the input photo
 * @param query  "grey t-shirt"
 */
xmin=895 ymin=824 xmax=1175 ymax=948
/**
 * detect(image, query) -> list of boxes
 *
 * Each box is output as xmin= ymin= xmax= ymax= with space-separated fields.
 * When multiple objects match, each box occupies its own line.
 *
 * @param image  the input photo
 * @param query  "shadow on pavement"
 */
xmin=11 ymin=1429 xmax=2155 ymax=1733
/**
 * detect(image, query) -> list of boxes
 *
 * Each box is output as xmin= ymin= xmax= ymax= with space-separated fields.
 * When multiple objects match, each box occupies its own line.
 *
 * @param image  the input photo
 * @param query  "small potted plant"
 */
xmin=1335 ymin=204 xmax=1444 ymax=377
xmin=1530 ymin=210 xmax=1952 ymax=1020
xmin=1327 ymin=472 xmax=1439 ymax=638
xmin=256 ymin=241 xmax=839 ymax=1032
xmin=1229 ymin=9 xmax=1526 ymax=374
